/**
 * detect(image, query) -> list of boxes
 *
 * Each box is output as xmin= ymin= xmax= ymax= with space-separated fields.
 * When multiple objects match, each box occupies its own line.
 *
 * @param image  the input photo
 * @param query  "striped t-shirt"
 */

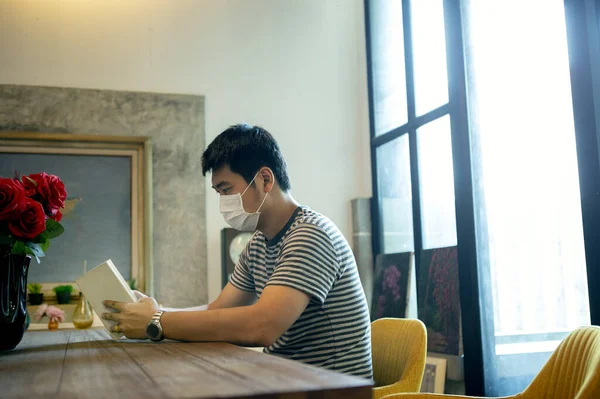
xmin=230 ymin=206 xmax=373 ymax=379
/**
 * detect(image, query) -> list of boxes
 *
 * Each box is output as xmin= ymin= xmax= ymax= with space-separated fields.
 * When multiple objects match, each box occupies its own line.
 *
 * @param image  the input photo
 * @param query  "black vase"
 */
xmin=0 ymin=254 xmax=32 ymax=351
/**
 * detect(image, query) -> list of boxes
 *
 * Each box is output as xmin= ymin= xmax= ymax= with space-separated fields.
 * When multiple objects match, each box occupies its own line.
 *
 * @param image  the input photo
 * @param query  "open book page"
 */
xmin=76 ymin=259 xmax=137 ymax=340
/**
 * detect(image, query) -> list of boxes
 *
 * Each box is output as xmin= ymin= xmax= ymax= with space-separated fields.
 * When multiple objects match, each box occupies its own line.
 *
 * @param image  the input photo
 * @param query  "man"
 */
xmin=103 ymin=124 xmax=373 ymax=379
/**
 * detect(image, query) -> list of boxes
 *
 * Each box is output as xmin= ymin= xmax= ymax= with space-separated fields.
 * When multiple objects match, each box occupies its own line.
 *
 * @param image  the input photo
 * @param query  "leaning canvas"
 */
xmin=371 ymin=252 xmax=415 ymax=321
xmin=418 ymin=246 xmax=462 ymax=355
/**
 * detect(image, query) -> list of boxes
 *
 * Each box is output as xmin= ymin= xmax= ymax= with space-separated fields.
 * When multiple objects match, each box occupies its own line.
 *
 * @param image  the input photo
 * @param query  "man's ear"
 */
xmin=259 ymin=167 xmax=275 ymax=193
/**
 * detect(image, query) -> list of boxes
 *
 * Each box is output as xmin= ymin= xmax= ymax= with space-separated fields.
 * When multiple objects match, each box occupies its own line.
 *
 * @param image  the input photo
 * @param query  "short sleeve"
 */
xmin=266 ymin=224 xmax=338 ymax=304
xmin=228 ymin=241 xmax=255 ymax=292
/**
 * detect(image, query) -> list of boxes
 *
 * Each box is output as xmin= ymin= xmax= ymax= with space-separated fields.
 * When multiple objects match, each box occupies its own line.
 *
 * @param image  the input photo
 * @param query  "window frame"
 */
xmin=365 ymin=0 xmax=453 ymax=274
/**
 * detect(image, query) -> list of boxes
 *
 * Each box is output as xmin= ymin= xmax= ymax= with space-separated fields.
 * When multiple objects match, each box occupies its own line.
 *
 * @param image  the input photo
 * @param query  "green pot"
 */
xmin=56 ymin=291 xmax=71 ymax=304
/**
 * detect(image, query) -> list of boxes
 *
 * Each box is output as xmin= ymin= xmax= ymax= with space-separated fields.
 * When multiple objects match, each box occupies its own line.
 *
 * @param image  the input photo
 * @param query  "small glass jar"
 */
xmin=72 ymin=292 xmax=94 ymax=329
xmin=47 ymin=319 xmax=59 ymax=330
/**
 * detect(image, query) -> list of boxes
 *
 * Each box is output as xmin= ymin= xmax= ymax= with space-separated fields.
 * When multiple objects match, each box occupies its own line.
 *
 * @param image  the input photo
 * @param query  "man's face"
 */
xmin=211 ymin=165 xmax=262 ymax=213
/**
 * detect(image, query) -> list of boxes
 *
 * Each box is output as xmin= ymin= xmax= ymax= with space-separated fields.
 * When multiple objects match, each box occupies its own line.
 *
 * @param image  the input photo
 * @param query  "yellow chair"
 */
xmin=381 ymin=326 xmax=600 ymax=399
xmin=372 ymin=318 xmax=428 ymax=399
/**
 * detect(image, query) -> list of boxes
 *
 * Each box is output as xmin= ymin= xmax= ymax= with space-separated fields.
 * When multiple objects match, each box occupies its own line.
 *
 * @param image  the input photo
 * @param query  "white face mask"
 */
xmin=219 ymin=173 xmax=269 ymax=232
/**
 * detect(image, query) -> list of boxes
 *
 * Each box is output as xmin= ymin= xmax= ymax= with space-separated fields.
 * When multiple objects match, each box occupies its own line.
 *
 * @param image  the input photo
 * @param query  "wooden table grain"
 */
xmin=0 ymin=329 xmax=372 ymax=399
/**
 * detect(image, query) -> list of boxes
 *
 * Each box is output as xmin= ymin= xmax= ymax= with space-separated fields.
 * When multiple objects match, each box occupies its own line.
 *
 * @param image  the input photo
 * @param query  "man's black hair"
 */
xmin=201 ymin=124 xmax=291 ymax=191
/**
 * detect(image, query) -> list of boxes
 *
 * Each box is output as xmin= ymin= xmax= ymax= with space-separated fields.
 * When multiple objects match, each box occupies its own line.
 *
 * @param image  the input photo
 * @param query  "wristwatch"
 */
xmin=146 ymin=310 xmax=165 ymax=341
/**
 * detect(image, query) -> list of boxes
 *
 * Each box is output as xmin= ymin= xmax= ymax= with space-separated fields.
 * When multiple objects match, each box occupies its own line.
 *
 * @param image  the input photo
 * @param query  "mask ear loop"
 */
xmin=246 ymin=171 xmax=273 ymax=214
xmin=241 ymin=172 xmax=259 ymax=197
xmin=255 ymin=190 xmax=269 ymax=213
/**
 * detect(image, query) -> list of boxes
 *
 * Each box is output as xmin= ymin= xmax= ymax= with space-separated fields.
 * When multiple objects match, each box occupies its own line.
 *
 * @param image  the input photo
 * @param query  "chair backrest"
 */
xmin=523 ymin=326 xmax=600 ymax=399
xmin=371 ymin=318 xmax=428 ymax=389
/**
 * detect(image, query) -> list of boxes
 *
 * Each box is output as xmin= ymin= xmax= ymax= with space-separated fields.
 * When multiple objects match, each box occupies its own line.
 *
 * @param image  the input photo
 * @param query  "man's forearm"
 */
xmin=161 ymin=304 xmax=210 ymax=312
xmin=161 ymin=305 xmax=269 ymax=346
xmin=159 ymin=285 xmax=256 ymax=313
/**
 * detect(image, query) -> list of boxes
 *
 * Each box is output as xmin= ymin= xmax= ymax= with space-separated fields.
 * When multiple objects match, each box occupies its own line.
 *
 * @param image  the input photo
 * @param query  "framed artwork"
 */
xmin=221 ymin=228 xmax=253 ymax=288
xmin=371 ymin=252 xmax=415 ymax=321
xmin=0 ymin=132 xmax=153 ymax=297
xmin=420 ymin=356 xmax=447 ymax=393
xmin=418 ymin=246 xmax=462 ymax=355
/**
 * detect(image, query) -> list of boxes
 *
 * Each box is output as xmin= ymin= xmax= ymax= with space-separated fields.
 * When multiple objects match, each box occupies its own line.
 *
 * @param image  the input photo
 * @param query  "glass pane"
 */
xmin=411 ymin=0 xmax=449 ymax=115
xmin=417 ymin=115 xmax=457 ymax=249
xmin=465 ymin=0 xmax=591 ymax=395
xmin=377 ymin=134 xmax=414 ymax=253
xmin=368 ymin=0 xmax=408 ymax=135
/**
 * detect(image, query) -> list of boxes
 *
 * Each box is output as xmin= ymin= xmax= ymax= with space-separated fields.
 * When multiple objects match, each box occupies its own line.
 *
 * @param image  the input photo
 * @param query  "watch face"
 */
xmin=147 ymin=322 xmax=161 ymax=339
xmin=228 ymin=232 xmax=253 ymax=265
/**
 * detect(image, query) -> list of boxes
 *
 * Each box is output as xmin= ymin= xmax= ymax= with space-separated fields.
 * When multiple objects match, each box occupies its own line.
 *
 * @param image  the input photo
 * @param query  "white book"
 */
xmin=76 ymin=259 xmax=137 ymax=340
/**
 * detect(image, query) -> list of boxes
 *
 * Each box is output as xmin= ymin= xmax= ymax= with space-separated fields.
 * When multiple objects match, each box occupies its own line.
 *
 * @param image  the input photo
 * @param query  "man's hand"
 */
xmin=102 ymin=297 xmax=160 ymax=339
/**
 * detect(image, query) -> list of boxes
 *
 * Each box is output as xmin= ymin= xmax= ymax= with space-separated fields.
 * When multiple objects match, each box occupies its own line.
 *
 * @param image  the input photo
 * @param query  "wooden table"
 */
xmin=0 ymin=329 xmax=372 ymax=399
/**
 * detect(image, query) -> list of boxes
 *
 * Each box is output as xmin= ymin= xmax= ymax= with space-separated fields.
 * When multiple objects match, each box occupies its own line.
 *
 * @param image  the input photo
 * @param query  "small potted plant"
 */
xmin=53 ymin=284 xmax=74 ymax=304
xmin=27 ymin=282 xmax=44 ymax=305
xmin=34 ymin=303 xmax=65 ymax=330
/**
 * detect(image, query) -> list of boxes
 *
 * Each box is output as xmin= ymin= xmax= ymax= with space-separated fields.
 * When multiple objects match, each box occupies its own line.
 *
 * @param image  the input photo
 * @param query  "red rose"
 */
xmin=8 ymin=198 xmax=46 ymax=240
xmin=21 ymin=174 xmax=41 ymax=197
xmin=0 ymin=178 xmax=26 ymax=220
xmin=51 ymin=209 xmax=63 ymax=223
xmin=22 ymin=173 xmax=67 ymax=216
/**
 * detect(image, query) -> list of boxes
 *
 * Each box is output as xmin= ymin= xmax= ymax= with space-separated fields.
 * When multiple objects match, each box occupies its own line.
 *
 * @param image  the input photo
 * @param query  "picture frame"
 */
xmin=0 ymin=132 xmax=153 ymax=299
xmin=420 ymin=356 xmax=447 ymax=394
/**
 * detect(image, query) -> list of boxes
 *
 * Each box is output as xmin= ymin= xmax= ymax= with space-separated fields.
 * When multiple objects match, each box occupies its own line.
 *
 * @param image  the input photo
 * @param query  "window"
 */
xmin=377 ymin=134 xmax=414 ymax=253
xmin=366 ymin=0 xmax=600 ymax=395
xmin=464 ymin=0 xmax=591 ymax=393
xmin=369 ymin=0 xmax=408 ymax=136
xmin=417 ymin=115 xmax=456 ymax=249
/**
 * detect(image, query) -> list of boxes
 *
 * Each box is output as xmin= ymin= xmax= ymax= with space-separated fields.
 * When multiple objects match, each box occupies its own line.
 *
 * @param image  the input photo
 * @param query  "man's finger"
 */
xmin=102 ymin=312 xmax=121 ymax=321
xmin=133 ymin=290 xmax=147 ymax=300
xmin=103 ymin=300 xmax=126 ymax=311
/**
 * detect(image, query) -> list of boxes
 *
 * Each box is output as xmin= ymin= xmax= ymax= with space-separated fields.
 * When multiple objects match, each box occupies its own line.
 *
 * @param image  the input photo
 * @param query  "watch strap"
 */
xmin=152 ymin=310 xmax=164 ymax=325
xmin=148 ymin=310 xmax=165 ymax=341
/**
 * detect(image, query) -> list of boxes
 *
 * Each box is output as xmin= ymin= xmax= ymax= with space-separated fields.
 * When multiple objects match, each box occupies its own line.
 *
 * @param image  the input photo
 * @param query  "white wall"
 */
xmin=0 ymin=0 xmax=372 ymax=302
